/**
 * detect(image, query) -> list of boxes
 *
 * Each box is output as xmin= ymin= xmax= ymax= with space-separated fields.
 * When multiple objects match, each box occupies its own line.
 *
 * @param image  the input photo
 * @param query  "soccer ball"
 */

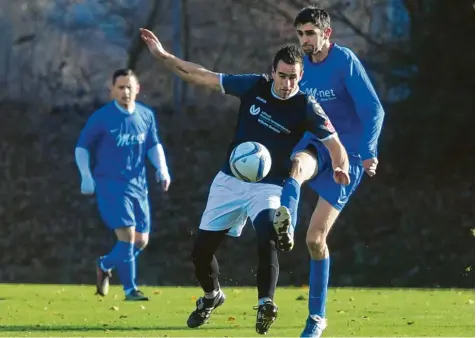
xmin=229 ymin=141 xmax=272 ymax=182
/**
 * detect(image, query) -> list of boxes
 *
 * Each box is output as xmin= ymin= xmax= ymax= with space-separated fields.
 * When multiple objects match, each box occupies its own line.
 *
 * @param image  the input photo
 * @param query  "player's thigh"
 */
xmin=97 ymin=191 xmax=136 ymax=232
xmin=199 ymin=171 xmax=248 ymax=237
xmin=192 ymin=229 xmax=229 ymax=260
xmin=290 ymin=149 xmax=318 ymax=184
xmin=291 ymin=132 xmax=320 ymax=182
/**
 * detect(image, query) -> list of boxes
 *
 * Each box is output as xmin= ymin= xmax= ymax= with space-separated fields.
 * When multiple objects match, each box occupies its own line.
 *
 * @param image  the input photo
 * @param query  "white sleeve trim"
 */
xmin=318 ymin=132 xmax=338 ymax=142
xmin=219 ymin=73 xmax=226 ymax=94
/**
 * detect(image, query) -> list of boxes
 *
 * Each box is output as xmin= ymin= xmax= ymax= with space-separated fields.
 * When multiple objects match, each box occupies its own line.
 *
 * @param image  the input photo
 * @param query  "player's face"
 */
xmin=111 ymin=75 xmax=140 ymax=107
xmin=272 ymin=61 xmax=303 ymax=99
xmin=296 ymin=23 xmax=332 ymax=55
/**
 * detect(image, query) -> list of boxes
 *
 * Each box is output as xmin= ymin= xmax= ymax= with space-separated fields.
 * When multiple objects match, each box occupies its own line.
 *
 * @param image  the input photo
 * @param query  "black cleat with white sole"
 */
xmin=187 ymin=291 xmax=226 ymax=328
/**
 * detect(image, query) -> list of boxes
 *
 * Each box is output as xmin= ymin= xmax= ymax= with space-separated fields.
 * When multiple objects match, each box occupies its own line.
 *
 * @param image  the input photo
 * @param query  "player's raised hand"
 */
xmin=140 ymin=28 xmax=168 ymax=59
xmin=363 ymin=157 xmax=378 ymax=177
xmin=333 ymin=167 xmax=350 ymax=186
xmin=81 ymin=174 xmax=95 ymax=195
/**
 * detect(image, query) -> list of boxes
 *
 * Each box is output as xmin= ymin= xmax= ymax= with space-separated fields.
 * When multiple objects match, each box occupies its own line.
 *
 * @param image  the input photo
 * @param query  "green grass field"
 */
xmin=0 ymin=284 xmax=473 ymax=337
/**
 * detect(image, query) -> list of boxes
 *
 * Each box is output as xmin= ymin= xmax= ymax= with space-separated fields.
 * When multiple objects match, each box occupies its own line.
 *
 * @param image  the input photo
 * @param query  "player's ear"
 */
xmin=324 ymin=27 xmax=332 ymax=39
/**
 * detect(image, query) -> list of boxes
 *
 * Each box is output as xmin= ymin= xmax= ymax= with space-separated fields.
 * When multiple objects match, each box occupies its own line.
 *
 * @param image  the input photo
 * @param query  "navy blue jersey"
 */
xmin=76 ymin=101 xmax=160 ymax=196
xmin=219 ymin=73 xmax=336 ymax=185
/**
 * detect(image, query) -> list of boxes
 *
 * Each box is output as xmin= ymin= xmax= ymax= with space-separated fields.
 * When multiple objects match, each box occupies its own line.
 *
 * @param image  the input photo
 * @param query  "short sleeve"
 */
xmin=219 ymin=73 xmax=263 ymax=98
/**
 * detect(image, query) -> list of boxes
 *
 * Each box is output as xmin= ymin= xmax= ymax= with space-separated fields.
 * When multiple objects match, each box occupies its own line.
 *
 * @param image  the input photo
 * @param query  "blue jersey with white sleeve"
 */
xmin=300 ymin=43 xmax=384 ymax=159
xmin=76 ymin=101 xmax=160 ymax=197
xmin=219 ymin=73 xmax=336 ymax=185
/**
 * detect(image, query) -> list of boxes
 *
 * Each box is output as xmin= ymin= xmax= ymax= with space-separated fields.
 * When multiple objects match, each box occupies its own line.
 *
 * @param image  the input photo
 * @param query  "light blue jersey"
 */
xmin=77 ymin=101 xmax=160 ymax=197
xmin=300 ymin=43 xmax=385 ymax=159
xmin=294 ymin=44 xmax=385 ymax=210
xmin=77 ymin=101 xmax=162 ymax=231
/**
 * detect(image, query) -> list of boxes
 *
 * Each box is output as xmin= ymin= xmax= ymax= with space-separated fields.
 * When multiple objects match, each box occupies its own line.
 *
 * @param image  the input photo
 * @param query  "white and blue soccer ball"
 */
xmin=229 ymin=141 xmax=272 ymax=182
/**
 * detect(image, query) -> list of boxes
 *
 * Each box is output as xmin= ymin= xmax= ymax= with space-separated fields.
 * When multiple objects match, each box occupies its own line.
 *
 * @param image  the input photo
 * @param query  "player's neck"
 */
xmin=311 ymin=42 xmax=332 ymax=63
xmin=114 ymin=100 xmax=135 ymax=114
xmin=271 ymin=83 xmax=299 ymax=100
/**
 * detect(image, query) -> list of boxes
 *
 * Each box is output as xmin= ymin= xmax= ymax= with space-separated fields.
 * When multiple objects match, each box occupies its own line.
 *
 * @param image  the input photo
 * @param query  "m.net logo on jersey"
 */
xmin=116 ymin=132 xmax=146 ymax=147
xmin=301 ymin=83 xmax=337 ymax=102
xmin=249 ymin=104 xmax=290 ymax=134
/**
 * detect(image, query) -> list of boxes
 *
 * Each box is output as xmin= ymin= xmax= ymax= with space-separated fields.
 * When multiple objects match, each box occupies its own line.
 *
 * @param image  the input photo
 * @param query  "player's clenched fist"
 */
xmin=333 ymin=167 xmax=350 ymax=186
xmin=80 ymin=174 xmax=95 ymax=195
xmin=140 ymin=28 xmax=168 ymax=59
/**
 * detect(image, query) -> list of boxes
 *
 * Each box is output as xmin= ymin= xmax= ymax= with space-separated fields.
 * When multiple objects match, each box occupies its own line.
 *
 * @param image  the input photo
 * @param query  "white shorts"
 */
xmin=199 ymin=171 xmax=282 ymax=237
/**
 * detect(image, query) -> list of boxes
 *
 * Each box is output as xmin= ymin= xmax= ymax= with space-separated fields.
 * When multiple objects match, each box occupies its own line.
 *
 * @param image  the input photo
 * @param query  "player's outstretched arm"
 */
xmin=140 ymin=28 xmax=220 ymax=91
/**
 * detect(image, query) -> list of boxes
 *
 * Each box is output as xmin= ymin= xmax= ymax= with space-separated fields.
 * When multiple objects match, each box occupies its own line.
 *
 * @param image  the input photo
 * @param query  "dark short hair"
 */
xmin=112 ymin=68 xmax=138 ymax=85
xmin=272 ymin=44 xmax=304 ymax=71
xmin=294 ymin=6 xmax=331 ymax=30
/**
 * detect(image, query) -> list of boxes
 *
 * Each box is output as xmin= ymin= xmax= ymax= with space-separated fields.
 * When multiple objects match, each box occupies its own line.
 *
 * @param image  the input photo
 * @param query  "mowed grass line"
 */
xmin=0 ymin=284 xmax=473 ymax=337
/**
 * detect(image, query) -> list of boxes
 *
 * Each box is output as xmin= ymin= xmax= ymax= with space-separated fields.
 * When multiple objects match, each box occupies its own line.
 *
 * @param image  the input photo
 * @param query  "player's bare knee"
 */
xmin=115 ymin=226 xmax=135 ymax=243
xmin=134 ymin=238 xmax=148 ymax=250
xmin=134 ymin=232 xmax=149 ymax=250
xmin=290 ymin=151 xmax=317 ymax=184
xmin=306 ymin=232 xmax=327 ymax=258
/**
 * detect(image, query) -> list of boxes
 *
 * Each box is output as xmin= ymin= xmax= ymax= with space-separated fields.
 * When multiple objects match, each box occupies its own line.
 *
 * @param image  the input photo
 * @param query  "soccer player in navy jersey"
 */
xmin=272 ymin=7 xmax=385 ymax=337
xmin=140 ymin=28 xmax=349 ymax=334
xmin=75 ymin=69 xmax=171 ymax=301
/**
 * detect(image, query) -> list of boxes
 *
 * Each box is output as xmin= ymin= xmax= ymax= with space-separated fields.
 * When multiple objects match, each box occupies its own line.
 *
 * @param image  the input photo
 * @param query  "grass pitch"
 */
xmin=0 ymin=284 xmax=473 ymax=337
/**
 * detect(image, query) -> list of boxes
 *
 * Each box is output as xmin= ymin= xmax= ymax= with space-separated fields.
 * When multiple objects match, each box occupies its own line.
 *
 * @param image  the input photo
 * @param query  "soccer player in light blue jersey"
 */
xmin=272 ymin=7 xmax=385 ymax=337
xmin=75 ymin=69 xmax=171 ymax=301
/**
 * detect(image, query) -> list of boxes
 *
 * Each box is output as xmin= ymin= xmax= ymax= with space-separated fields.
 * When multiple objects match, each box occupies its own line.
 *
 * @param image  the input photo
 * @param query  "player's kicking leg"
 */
xmin=274 ymin=150 xmax=317 ymax=251
xmin=187 ymin=229 xmax=228 ymax=328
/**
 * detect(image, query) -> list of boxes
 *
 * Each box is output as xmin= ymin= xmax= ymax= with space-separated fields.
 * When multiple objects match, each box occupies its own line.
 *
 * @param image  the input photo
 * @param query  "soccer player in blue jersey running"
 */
xmin=140 ymin=28 xmax=349 ymax=334
xmin=75 ymin=69 xmax=171 ymax=301
xmin=272 ymin=7 xmax=385 ymax=337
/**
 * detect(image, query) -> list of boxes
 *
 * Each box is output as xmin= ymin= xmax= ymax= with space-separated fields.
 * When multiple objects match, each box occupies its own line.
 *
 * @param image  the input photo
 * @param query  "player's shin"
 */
xmin=112 ymin=241 xmax=137 ymax=295
xmin=308 ymin=256 xmax=330 ymax=319
xmin=280 ymin=178 xmax=301 ymax=230
xmin=254 ymin=210 xmax=279 ymax=302
xmin=191 ymin=230 xmax=225 ymax=296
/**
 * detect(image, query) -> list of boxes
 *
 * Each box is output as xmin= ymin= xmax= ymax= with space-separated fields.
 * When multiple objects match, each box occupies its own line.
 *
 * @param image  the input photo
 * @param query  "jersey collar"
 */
xmin=114 ymin=100 xmax=136 ymax=114
xmin=271 ymin=82 xmax=299 ymax=100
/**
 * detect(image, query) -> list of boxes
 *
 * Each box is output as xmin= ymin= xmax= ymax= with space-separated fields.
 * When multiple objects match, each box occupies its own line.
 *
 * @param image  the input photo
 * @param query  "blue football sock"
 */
xmin=309 ymin=257 xmax=330 ymax=318
xmin=280 ymin=178 xmax=301 ymax=230
xmin=101 ymin=242 xmax=123 ymax=271
xmin=133 ymin=246 xmax=144 ymax=285
xmin=112 ymin=241 xmax=136 ymax=292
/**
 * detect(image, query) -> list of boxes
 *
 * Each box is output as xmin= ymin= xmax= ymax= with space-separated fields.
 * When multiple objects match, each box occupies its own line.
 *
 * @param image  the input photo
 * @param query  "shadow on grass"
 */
xmin=0 ymin=324 xmax=233 ymax=332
